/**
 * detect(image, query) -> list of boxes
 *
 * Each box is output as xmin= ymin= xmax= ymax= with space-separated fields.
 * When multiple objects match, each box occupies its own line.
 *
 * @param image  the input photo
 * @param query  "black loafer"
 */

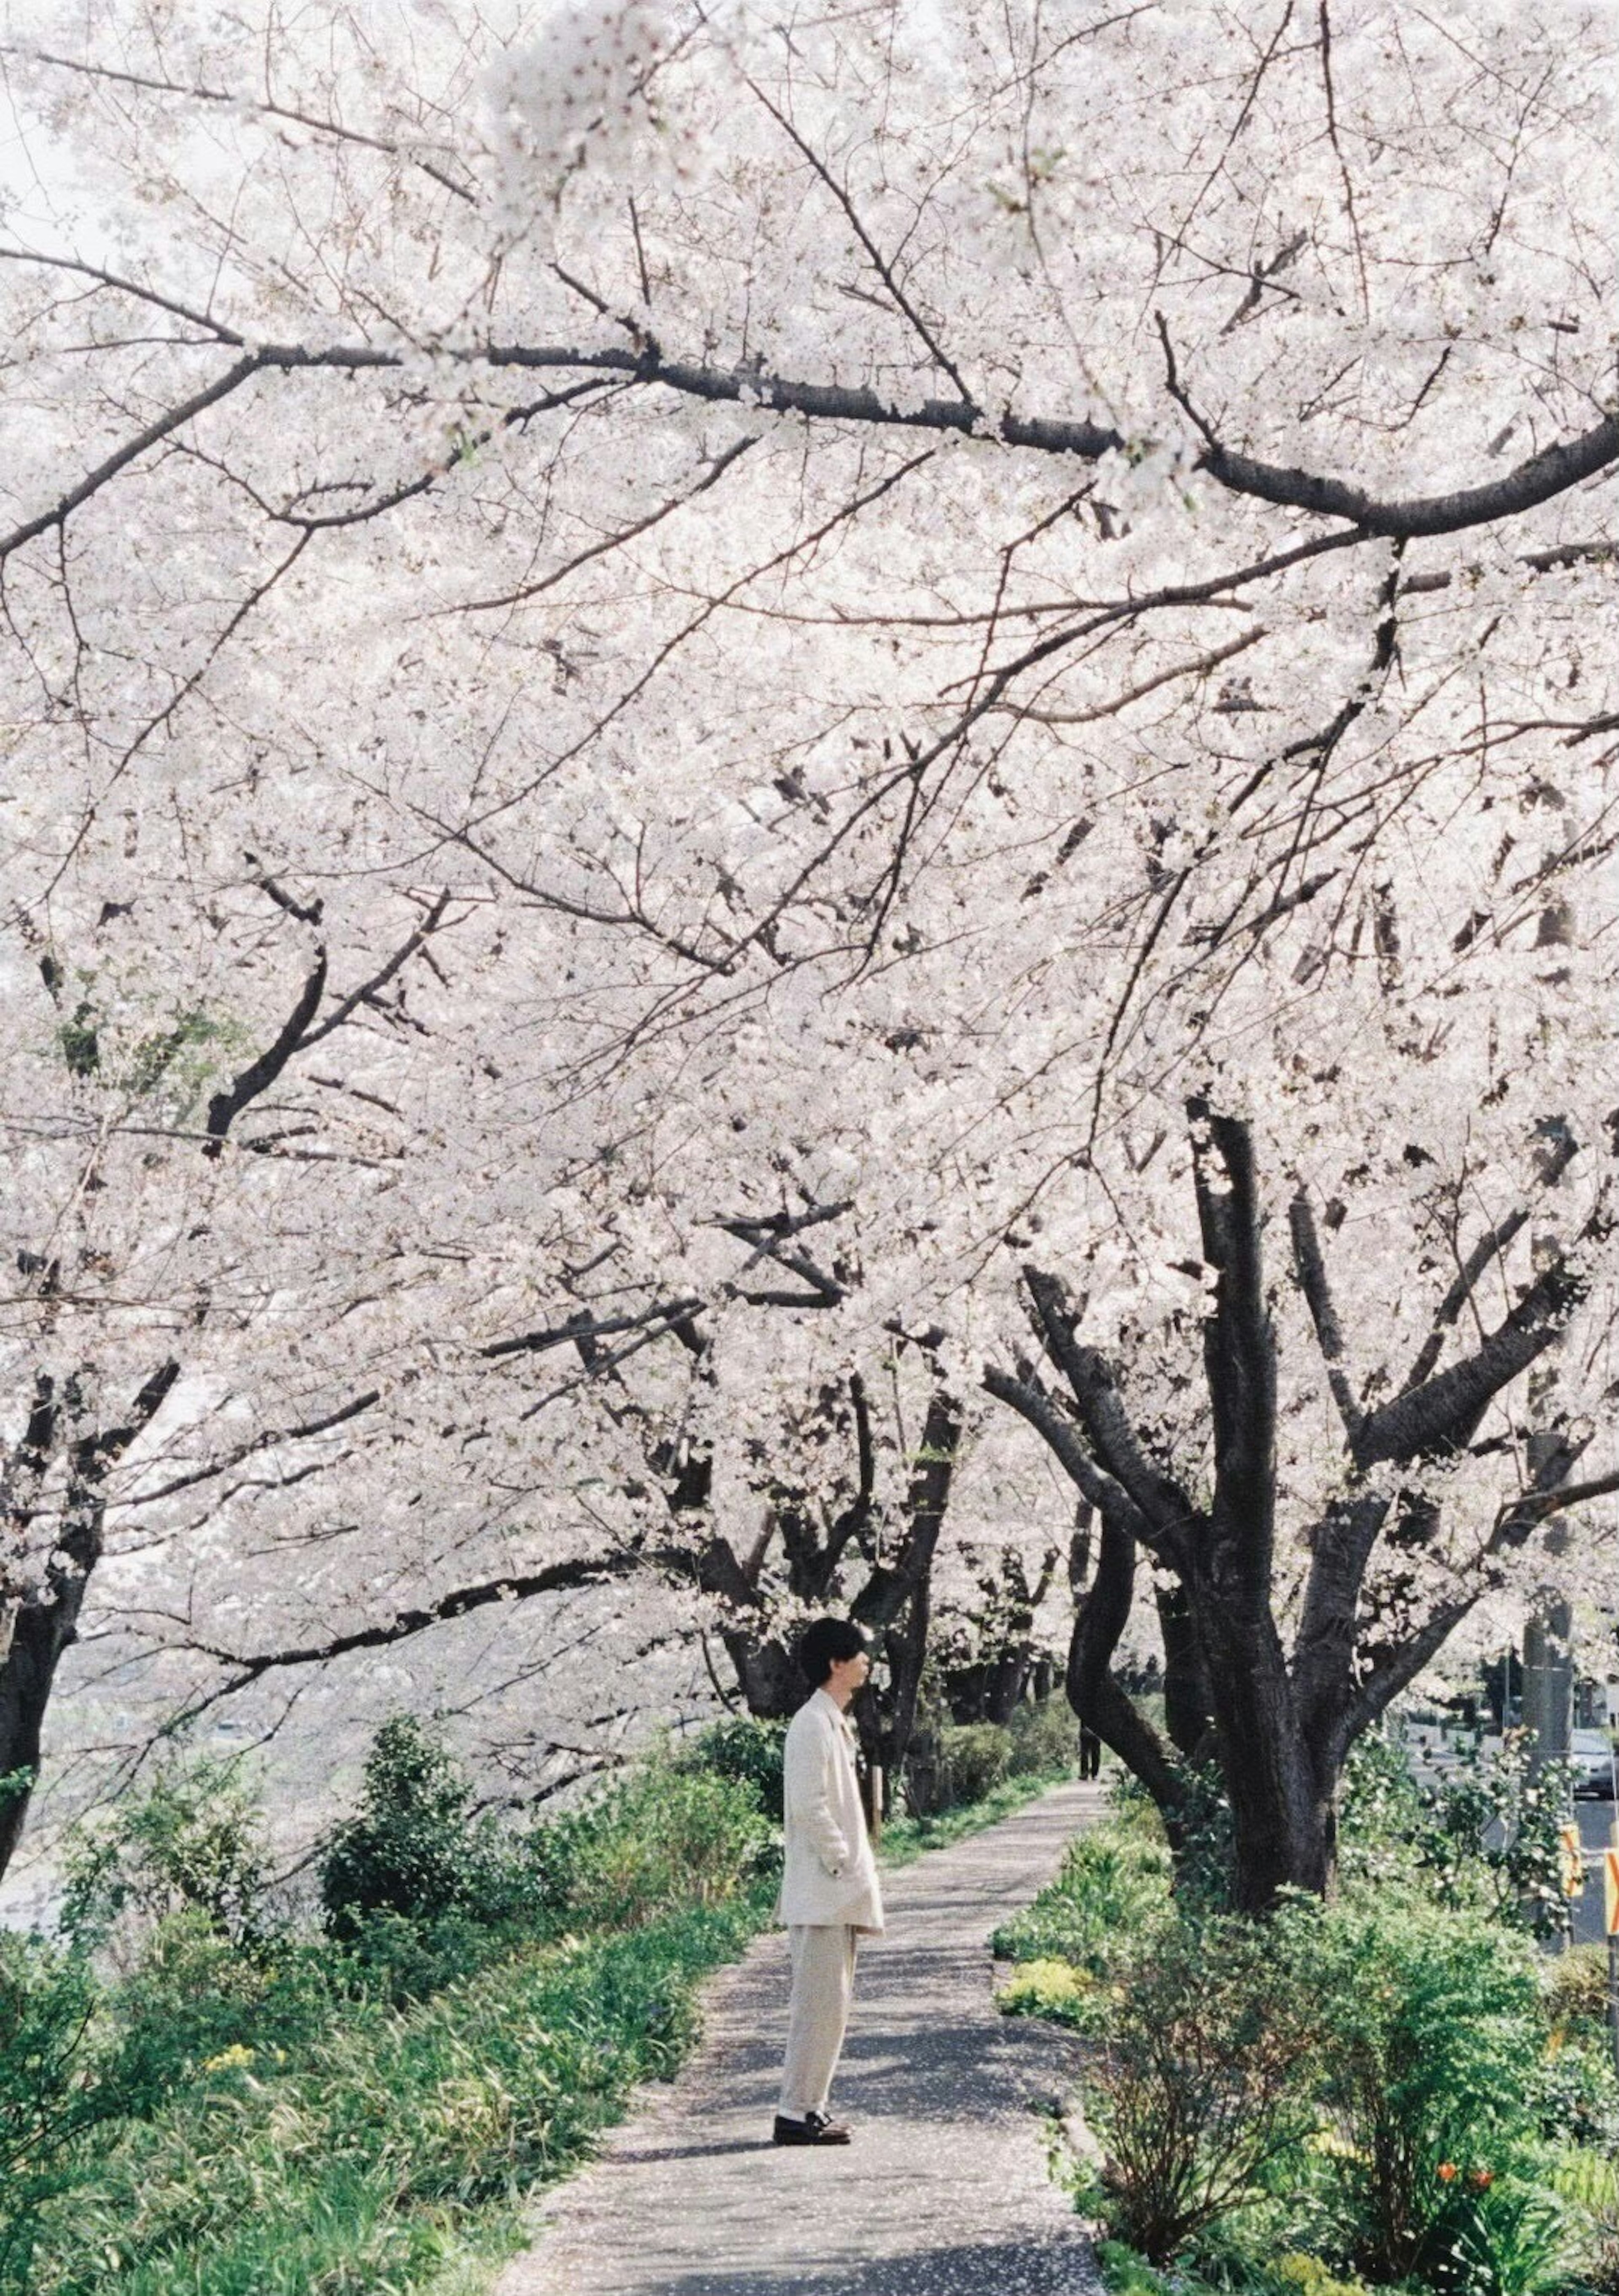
xmin=773 ymin=2111 xmax=853 ymax=2145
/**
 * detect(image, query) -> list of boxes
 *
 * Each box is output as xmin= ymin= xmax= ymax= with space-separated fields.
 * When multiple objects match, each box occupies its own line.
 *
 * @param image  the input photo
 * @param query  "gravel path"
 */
xmin=495 ymin=1777 xmax=1108 ymax=2296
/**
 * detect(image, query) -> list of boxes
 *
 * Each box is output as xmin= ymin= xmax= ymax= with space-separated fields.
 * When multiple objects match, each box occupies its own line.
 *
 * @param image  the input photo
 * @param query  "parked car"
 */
xmin=1571 ymin=1726 xmax=1617 ymax=1798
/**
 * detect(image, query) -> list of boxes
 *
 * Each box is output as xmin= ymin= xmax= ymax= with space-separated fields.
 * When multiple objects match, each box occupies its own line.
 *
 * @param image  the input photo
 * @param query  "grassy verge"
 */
xmin=879 ymin=1765 xmax=1078 ymax=1867
xmin=23 ymin=1891 xmax=772 ymax=2296
xmin=8 ymin=1741 xmax=1078 ymax=2296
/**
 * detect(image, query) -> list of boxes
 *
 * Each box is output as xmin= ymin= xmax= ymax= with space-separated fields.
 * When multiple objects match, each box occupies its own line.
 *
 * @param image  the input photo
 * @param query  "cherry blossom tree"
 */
xmin=2 ymin=0 xmax=1616 ymax=1897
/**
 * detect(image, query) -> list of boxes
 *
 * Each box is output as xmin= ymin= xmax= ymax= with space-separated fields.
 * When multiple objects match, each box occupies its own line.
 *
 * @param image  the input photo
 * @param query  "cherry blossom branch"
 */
xmin=160 ymin=1552 xmax=642 ymax=1728
xmin=9 ymin=46 xmax=476 ymax=202
xmin=1022 ymin=1268 xmax=1202 ymax=1554
xmin=121 ymin=1388 xmax=383 ymax=1508
xmin=1399 ymin=1125 xmax=1580 ymax=1393
xmin=10 ymin=335 xmax=1615 ymax=573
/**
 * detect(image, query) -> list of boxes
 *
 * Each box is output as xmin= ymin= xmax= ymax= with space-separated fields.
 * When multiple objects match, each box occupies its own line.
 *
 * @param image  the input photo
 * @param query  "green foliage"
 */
xmin=1007 ymin=1696 xmax=1080 ymax=1777
xmin=1107 ymin=1754 xmax=1235 ymax=1906
xmin=0 ymin=1934 xmax=105 ymax=2288
xmin=320 ymin=1717 xmax=521 ymax=1940
xmin=990 ymin=1817 xmax=1172 ymax=1975
xmin=59 ymin=1755 xmax=269 ymax=1951
xmin=1552 ymin=2148 xmax=1619 ymax=2295
xmin=1095 ymin=2237 xmax=1179 ymax=2296
xmin=100 ymin=1912 xmax=337 ymax=2117
xmin=1269 ymin=2250 xmax=1371 ymax=2296
xmin=936 ymin=1720 xmax=1013 ymax=1806
xmin=1004 ymin=1809 xmax=1563 ymax=2289
xmin=43 ymin=967 xmax=242 ymax=1116
xmin=1420 ymin=2176 xmax=1571 ymax=2296
xmin=1340 ymin=1728 xmax=1579 ymax=1942
xmin=1289 ymin=1895 xmax=1545 ymax=2283
xmin=1542 ymin=1942 xmax=1610 ymax=2033
xmin=676 ymin=1715 xmax=786 ymax=1821
xmin=12 ymin=1898 xmax=767 ymax=2296
xmin=1086 ymin=1914 xmax=1322 ymax=2263
xmin=1523 ymin=2031 xmax=1619 ymax=2149
xmin=3 ymin=1722 xmax=783 ymax=2296
xmin=878 ymin=1767 xmax=1070 ymax=1865
xmin=538 ymin=1759 xmax=774 ymax=1933
xmin=995 ymin=1955 xmax=1105 ymax=2032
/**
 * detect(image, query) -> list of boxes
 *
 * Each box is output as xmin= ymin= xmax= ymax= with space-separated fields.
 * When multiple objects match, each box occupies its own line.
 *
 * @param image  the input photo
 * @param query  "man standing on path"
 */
xmin=773 ymin=1617 xmax=884 ymax=2148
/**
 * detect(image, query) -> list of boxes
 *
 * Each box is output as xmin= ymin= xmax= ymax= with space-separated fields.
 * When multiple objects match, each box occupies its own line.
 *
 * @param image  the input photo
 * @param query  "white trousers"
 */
xmin=778 ymin=1923 xmax=859 ymax=2118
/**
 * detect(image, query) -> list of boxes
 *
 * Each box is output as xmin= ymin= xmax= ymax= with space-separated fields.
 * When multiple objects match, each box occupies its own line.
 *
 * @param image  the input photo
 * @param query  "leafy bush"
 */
xmin=678 ymin=1715 xmax=787 ymax=1821
xmin=59 ymin=1755 xmax=269 ymax=1952
xmin=1095 ymin=2237 xmax=1178 ymax=2296
xmin=1420 ymin=2174 xmax=1571 ymax=2296
xmin=1542 ymin=1942 xmax=1610 ymax=2035
xmin=995 ymin=1955 xmax=1104 ymax=2032
xmin=320 ymin=1717 xmax=522 ymax=1939
xmin=1523 ymin=2032 xmax=1619 ymax=2149
xmin=0 ymin=1933 xmax=106 ymax=2288
xmin=547 ymin=1760 xmax=774 ymax=1932
xmin=1294 ymin=1895 xmax=1544 ymax=2283
xmin=1007 ymin=1698 xmax=1079 ymax=1778
xmin=992 ymin=1817 xmax=1172 ymax=1976
xmin=1552 ymin=2149 xmax=1619 ymax=2295
xmin=1271 ymin=2250 xmax=1370 ymax=2296
xmin=879 ymin=1768 xmax=1072 ymax=1864
xmin=1340 ymin=1728 xmax=1579 ymax=1942
xmin=100 ymin=1909 xmax=337 ymax=2114
xmin=1087 ymin=1914 xmax=1321 ymax=2262
xmin=936 ymin=1721 xmax=1013 ymax=1806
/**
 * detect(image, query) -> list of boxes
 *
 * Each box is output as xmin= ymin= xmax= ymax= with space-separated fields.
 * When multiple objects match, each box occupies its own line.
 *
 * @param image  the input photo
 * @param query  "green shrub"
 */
xmin=1095 ymin=2236 xmax=1178 ymax=2296
xmin=101 ymin=1909 xmax=336 ymax=2113
xmin=1523 ymin=2032 xmax=1619 ymax=2150
xmin=991 ymin=1818 xmax=1172 ymax=1976
xmin=678 ymin=1716 xmax=786 ymax=1821
xmin=1087 ymin=1914 xmax=1321 ymax=2263
xmin=1270 ymin=2250 xmax=1371 ymax=2296
xmin=935 ymin=1722 xmax=1013 ymax=1807
xmin=1341 ymin=1728 xmax=1579 ymax=1943
xmin=1542 ymin=1943 xmax=1610 ymax=2035
xmin=0 ymin=1933 xmax=106 ymax=2286
xmin=320 ymin=1717 xmax=522 ymax=1939
xmin=59 ymin=1755 xmax=269 ymax=1951
xmin=1292 ymin=1895 xmax=1545 ymax=2283
xmin=995 ymin=1956 xmax=1105 ymax=2032
xmin=1552 ymin=2149 xmax=1619 ymax=2295
xmin=550 ymin=1760 xmax=773 ymax=1932
xmin=1007 ymin=1698 xmax=1079 ymax=1778
xmin=1420 ymin=2175 xmax=1571 ymax=2296
xmin=336 ymin=1905 xmax=520 ymax=2007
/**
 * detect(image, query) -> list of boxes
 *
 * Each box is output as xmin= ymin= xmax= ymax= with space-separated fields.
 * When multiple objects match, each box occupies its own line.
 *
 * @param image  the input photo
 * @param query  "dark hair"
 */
xmin=796 ymin=1617 xmax=867 ymax=1688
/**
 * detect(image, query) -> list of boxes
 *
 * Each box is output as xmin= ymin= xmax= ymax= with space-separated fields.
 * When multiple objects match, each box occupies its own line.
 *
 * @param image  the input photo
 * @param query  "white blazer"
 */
xmin=777 ymin=1687 xmax=885 ymax=1934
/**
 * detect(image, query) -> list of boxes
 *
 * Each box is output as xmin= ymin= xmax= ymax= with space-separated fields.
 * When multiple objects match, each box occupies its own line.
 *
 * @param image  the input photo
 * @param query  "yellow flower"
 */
xmin=201 ymin=2043 xmax=255 ymax=2074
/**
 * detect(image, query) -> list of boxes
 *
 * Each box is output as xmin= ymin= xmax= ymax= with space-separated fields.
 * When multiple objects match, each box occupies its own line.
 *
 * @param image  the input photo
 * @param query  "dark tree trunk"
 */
xmin=985 ymin=1101 xmax=1611 ymax=1915
xmin=0 ymin=1359 xmax=179 ymax=1881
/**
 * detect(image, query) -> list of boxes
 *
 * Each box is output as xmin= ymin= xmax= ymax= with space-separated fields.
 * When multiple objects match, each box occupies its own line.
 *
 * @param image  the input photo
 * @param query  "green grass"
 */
xmin=18 ymin=1891 xmax=773 ymax=2296
xmin=990 ymin=1811 xmax=1172 ymax=1974
xmin=8 ymin=1763 xmax=1078 ymax=2296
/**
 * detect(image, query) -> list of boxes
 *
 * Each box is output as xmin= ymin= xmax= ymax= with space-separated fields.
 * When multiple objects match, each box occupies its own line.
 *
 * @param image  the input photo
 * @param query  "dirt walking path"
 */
xmin=495 ymin=1776 xmax=1108 ymax=2296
